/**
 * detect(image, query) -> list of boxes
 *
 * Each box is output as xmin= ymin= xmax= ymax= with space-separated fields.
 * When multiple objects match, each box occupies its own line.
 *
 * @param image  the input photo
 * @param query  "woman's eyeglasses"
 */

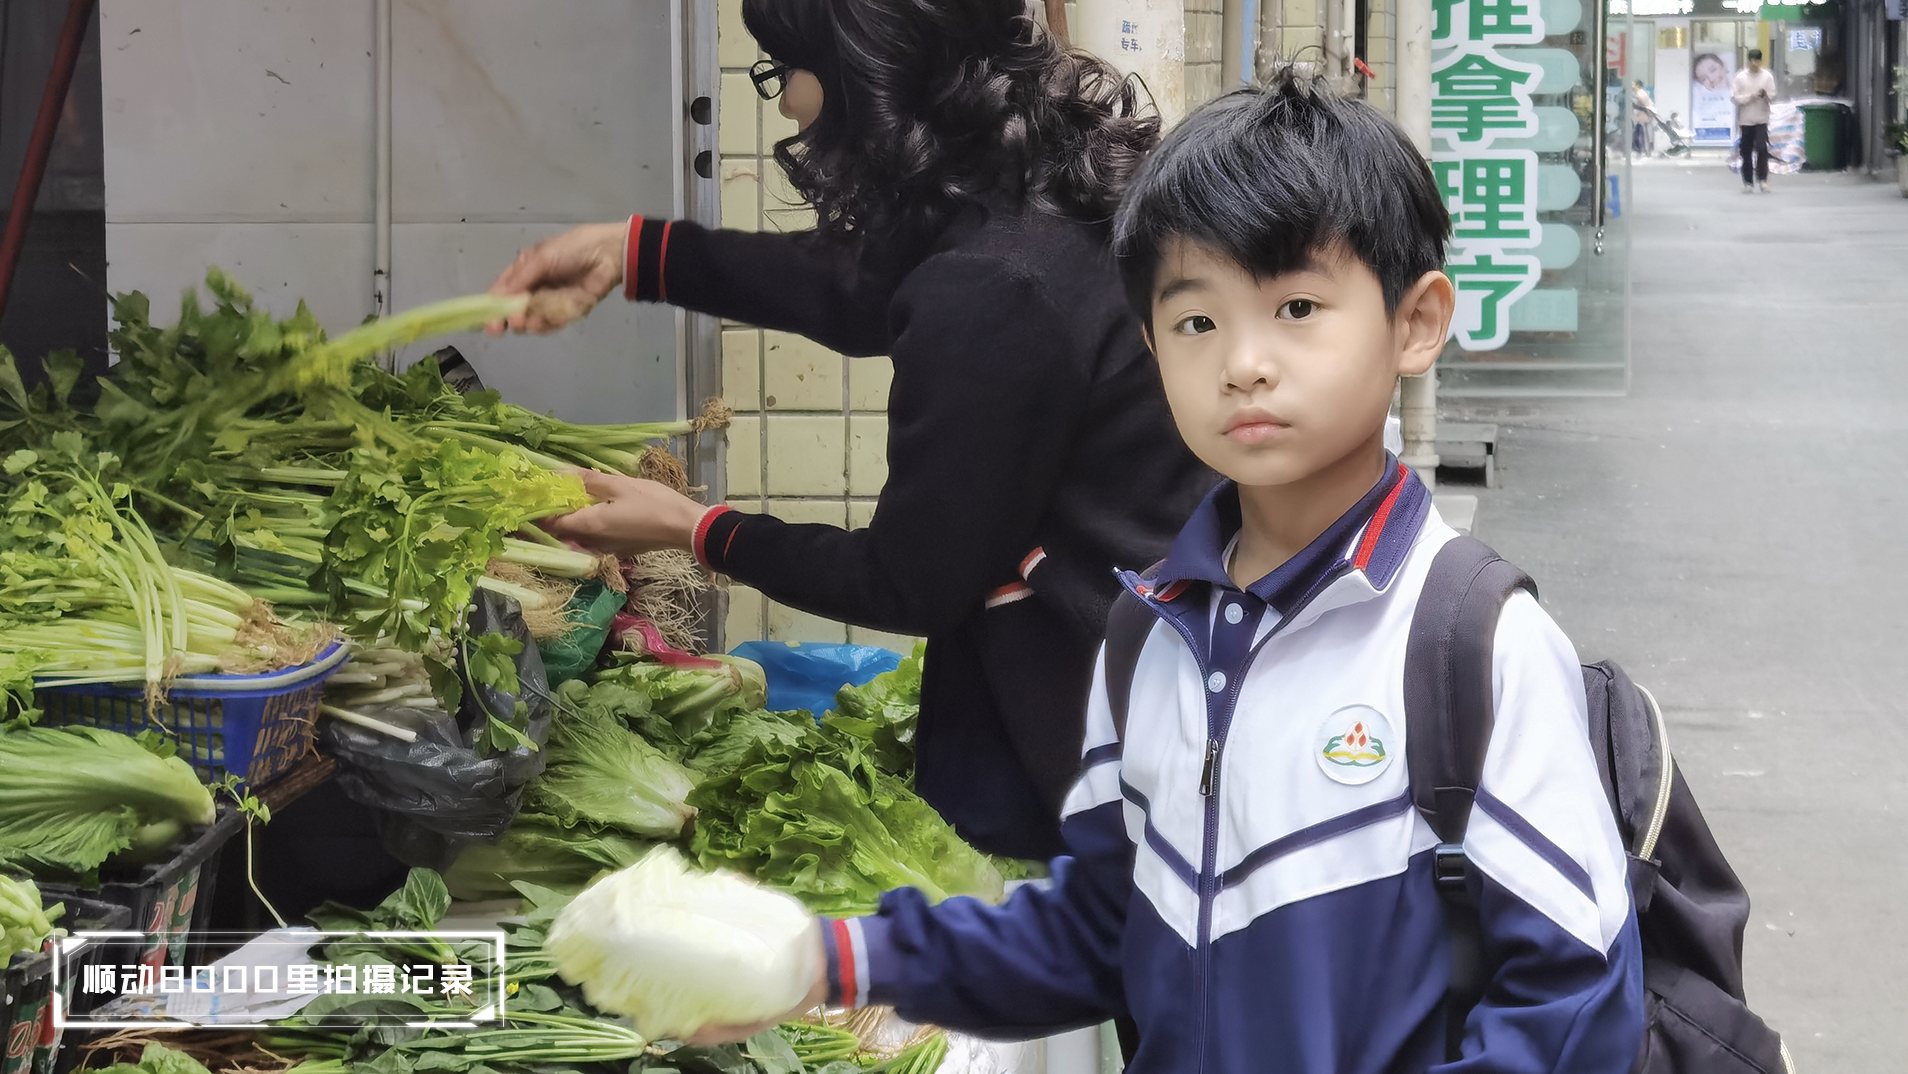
xmin=750 ymin=60 xmax=793 ymax=101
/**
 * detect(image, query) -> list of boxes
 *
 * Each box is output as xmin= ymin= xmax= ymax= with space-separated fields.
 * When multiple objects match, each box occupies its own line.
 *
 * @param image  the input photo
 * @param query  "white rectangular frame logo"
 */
xmin=52 ymin=930 xmax=508 ymax=1031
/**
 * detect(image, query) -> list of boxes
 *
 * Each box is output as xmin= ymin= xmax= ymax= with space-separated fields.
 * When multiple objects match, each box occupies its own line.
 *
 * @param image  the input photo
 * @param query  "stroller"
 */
xmin=1640 ymin=108 xmax=1694 ymax=157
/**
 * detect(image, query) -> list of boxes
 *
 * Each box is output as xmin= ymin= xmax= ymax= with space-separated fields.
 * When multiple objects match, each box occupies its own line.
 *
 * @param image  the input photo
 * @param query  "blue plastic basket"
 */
xmin=33 ymin=642 xmax=351 ymax=786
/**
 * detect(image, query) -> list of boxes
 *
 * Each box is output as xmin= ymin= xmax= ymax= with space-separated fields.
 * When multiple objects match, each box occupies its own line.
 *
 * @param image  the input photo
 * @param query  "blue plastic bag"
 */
xmin=728 ymin=641 xmax=903 ymax=717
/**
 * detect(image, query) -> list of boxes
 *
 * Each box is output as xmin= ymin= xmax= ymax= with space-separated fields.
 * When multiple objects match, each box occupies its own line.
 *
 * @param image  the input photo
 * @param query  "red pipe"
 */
xmin=0 ymin=0 xmax=98 ymax=326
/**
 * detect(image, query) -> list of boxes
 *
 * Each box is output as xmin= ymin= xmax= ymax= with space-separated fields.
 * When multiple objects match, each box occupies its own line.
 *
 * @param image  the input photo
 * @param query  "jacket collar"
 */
xmin=1123 ymin=458 xmax=1431 ymax=619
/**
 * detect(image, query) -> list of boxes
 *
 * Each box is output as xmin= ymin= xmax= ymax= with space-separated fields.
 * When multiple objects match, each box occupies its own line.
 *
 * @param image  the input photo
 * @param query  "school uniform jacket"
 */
xmin=821 ymin=463 xmax=1645 ymax=1073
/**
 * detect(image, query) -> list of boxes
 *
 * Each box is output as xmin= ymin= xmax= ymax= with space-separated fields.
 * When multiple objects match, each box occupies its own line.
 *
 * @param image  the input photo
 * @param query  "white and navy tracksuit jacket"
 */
xmin=821 ymin=463 xmax=1644 ymax=1073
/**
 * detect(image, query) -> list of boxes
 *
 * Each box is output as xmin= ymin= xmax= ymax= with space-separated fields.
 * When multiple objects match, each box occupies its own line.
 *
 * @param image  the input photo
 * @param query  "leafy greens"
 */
xmin=0 ymin=724 xmax=215 ymax=881
xmin=525 ymin=689 xmax=698 ymax=840
xmin=821 ymin=641 xmax=923 ymax=778
xmin=1 ymin=873 xmax=62 ymax=957
xmin=440 ymin=814 xmax=651 ymax=902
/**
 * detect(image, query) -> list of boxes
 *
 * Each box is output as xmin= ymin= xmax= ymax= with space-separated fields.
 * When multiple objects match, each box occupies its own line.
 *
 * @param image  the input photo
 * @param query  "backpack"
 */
xmin=1100 ymin=536 xmax=1794 ymax=1074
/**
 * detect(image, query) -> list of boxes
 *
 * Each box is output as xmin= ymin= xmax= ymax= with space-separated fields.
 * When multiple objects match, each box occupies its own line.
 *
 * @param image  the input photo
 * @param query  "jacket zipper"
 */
xmin=1127 ymin=600 xmax=1221 ymax=1070
xmin=1192 ymin=622 xmax=1275 ymax=1074
xmin=1128 ymin=564 xmax=1352 ymax=1074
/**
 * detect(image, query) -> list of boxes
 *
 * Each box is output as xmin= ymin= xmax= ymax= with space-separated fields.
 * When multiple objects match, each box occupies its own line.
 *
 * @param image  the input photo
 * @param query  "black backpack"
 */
xmin=1101 ymin=536 xmax=1793 ymax=1074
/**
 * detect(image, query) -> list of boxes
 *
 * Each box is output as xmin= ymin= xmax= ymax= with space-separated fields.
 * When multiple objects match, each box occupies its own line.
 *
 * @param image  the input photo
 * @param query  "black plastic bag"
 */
xmin=322 ymin=591 xmax=553 ymax=870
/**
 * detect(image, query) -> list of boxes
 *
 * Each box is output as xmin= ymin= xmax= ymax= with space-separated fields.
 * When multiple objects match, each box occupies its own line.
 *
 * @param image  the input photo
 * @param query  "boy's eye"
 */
xmin=1279 ymin=299 xmax=1317 ymax=320
xmin=1173 ymin=315 xmax=1217 ymax=336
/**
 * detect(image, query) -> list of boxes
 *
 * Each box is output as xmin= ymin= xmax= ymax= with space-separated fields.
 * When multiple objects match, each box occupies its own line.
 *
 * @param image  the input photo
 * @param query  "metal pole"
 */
xmin=0 ymin=0 xmax=96 ymax=327
xmin=1592 ymin=0 xmax=1609 ymax=251
xmin=682 ymin=0 xmax=725 ymax=649
xmin=1327 ymin=0 xmax=1347 ymax=88
xmin=1863 ymin=0 xmax=1882 ymax=178
xmin=1222 ymin=0 xmax=1261 ymax=89
xmin=373 ymin=0 xmax=393 ymax=324
xmin=1396 ymin=0 xmax=1439 ymax=484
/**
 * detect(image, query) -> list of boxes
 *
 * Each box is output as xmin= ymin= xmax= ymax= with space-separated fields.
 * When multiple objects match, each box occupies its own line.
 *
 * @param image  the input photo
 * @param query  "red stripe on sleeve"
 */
xmin=657 ymin=221 xmax=675 ymax=303
xmin=623 ymin=214 xmax=643 ymax=302
xmin=692 ymin=504 xmax=734 ymax=570
xmin=1018 ymin=546 xmax=1047 ymax=580
xmin=830 ymin=918 xmax=857 ymax=1008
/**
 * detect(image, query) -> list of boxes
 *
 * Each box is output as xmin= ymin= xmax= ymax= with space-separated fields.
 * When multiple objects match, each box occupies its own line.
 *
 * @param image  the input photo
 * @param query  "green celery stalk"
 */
xmin=474 ymin=574 xmax=554 ymax=611
xmin=497 ymin=537 xmax=600 ymax=579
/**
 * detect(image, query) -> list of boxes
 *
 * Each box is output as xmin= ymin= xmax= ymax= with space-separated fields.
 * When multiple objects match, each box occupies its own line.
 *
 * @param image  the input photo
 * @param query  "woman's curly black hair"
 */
xmin=742 ymin=0 xmax=1159 ymax=248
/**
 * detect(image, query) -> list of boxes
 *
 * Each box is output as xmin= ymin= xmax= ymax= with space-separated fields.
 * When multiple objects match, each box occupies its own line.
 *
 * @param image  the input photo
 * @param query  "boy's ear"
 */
xmin=1395 ymin=270 xmax=1455 ymax=378
xmin=1139 ymin=320 xmax=1157 ymax=356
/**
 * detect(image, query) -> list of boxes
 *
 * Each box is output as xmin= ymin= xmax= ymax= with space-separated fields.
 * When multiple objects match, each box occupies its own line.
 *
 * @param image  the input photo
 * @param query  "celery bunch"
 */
xmin=0 ymin=873 xmax=62 ymax=958
xmin=91 ymin=272 xmax=698 ymax=644
xmin=0 ymin=435 xmax=322 ymax=716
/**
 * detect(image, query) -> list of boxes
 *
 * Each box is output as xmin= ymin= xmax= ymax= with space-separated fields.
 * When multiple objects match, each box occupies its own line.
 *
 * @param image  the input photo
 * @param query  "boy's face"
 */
xmin=1148 ymin=238 xmax=1450 ymax=489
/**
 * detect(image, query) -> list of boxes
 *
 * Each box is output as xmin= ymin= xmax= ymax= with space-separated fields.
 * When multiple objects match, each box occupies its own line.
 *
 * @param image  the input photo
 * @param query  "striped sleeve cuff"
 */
xmin=622 ymin=214 xmax=639 ymax=301
xmin=694 ymin=504 xmax=744 ymax=572
xmin=624 ymin=215 xmax=676 ymax=303
xmin=820 ymin=917 xmax=873 ymax=1009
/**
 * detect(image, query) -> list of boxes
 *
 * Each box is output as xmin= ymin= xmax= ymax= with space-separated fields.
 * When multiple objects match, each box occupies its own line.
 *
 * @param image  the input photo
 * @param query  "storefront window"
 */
xmin=1435 ymin=0 xmax=1636 ymax=396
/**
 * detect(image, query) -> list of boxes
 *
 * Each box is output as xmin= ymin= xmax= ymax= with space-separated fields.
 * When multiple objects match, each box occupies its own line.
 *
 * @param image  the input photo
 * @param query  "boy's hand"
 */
xmin=683 ymin=924 xmax=831 ymax=1046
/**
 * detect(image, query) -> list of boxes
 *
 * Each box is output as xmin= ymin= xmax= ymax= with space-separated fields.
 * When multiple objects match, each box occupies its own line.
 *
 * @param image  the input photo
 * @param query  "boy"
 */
xmin=702 ymin=74 xmax=1644 ymax=1072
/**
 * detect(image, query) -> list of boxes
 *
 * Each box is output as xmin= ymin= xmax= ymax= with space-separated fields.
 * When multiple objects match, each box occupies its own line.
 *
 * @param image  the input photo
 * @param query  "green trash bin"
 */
xmin=1800 ymin=104 xmax=1840 ymax=171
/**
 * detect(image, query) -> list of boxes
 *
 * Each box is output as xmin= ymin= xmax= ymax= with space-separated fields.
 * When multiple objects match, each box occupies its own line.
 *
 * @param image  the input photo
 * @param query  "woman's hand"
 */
xmin=682 ymin=925 xmax=831 ymax=1047
xmin=486 ymin=221 xmax=628 ymax=334
xmin=540 ymin=469 xmax=707 ymax=557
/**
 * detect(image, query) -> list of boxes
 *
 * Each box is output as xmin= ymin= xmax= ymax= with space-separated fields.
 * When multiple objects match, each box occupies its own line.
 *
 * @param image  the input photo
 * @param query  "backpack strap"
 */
xmin=1102 ymin=588 xmax=1157 ymax=744
xmin=1403 ymin=535 xmax=1536 ymax=1060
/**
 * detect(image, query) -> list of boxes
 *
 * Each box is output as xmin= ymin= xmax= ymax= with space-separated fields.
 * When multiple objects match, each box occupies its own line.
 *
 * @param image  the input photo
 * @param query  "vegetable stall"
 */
xmin=0 ymin=274 xmax=1032 ymax=1074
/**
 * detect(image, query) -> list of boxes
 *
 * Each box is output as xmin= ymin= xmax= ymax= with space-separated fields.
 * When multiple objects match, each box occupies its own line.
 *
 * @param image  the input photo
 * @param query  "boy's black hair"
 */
xmin=1111 ymin=69 xmax=1450 ymax=323
xmin=1747 ymin=47 xmax=1763 ymax=60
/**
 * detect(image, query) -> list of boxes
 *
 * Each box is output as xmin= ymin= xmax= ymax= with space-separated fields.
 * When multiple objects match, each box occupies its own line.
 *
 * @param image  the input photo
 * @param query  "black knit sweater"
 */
xmin=626 ymin=205 xmax=1213 ymax=858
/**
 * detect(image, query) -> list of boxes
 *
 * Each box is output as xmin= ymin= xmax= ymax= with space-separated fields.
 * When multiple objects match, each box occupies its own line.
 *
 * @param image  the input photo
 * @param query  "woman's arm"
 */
xmin=488 ymin=217 xmax=893 ymax=357
xmin=625 ymin=218 xmax=894 ymax=357
xmin=543 ymin=252 xmax=1095 ymax=636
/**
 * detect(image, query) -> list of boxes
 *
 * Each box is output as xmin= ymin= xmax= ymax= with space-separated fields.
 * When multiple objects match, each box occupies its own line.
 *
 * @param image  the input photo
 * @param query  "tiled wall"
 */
xmin=1364 ymin=0 xmax=1397 ymax=118
xmin=714 ymin=0 xmax=915 ymax=652
xmin=1184 ymin=0 xmax=1227 ymax=107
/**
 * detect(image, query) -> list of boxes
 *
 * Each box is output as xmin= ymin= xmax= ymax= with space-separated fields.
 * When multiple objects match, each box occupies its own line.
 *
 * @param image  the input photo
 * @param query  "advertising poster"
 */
xmin=1690 ymin=50 xmax=1738 ymax=145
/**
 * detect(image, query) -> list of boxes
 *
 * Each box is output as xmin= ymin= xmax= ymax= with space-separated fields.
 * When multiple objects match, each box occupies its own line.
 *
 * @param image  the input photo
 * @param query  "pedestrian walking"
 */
xmin=1733 ymin=48 xmax=1777 ymax=193
xmin=1631 ymin=80 xmax=1656 ymax=155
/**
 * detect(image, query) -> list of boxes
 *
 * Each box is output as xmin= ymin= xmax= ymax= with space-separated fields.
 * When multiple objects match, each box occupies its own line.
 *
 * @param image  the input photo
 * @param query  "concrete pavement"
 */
xmin=1445 ymin=162 xmax=1908 ymax=1072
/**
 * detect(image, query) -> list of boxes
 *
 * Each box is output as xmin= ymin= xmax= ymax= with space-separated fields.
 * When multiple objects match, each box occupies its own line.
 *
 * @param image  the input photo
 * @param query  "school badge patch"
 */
xmin=1315 ymin=705 xmax=1396 ymax=785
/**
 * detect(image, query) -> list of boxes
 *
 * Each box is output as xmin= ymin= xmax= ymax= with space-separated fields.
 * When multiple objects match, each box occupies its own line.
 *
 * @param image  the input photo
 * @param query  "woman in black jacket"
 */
xmin=490 ymin=0 xmax=1210 ymax=860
